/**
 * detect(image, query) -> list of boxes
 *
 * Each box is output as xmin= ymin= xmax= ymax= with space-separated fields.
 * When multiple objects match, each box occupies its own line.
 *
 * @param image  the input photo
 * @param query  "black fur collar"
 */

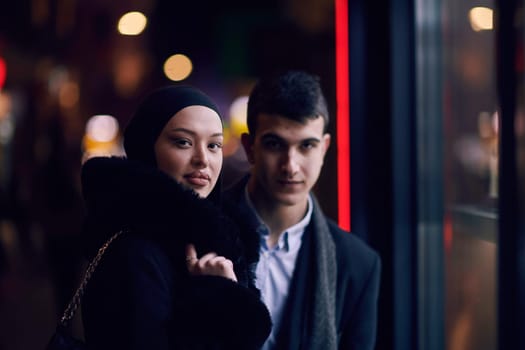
xmin=81 ymin=157 xmax=242 ymax=265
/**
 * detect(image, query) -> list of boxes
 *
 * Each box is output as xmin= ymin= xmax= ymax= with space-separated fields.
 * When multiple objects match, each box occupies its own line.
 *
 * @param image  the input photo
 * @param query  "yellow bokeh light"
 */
xmin=163 ymin=54 xmax=193 ymax=81
xmin=82 ymin=115 xmax=124 ymax=162
xmin=469 ymin=7 xmax=493 ymax=32
xmin=229 ymin=96 xmax=249 ymax=137
xmin=118 ymin=11 xmax=148 ymax=36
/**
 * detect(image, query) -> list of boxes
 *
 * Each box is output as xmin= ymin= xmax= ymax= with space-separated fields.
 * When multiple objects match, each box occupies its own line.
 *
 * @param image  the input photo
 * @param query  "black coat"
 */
xmin=80 ymin=157 xmax=271 ymax=350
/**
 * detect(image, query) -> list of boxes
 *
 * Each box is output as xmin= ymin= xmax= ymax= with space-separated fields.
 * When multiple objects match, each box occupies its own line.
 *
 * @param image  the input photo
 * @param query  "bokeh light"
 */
xmin=469 ymin=7 xmax=493 ymax=32
xmin=58 ymin=81 xmax=79 ymax=109
xmin=113 ymin=52 xmax=148 ymax=97
xmin=118 ymin=11 xmax=148 ymax=36
xmin=86 ymin=115 xmax=119 ymax=142
xmin=0 ymin=91 xmax=11 ymax=118
xmin=163 ymin=54 xmax=193 ymax=81
xmin=83 ymin=115 xmax=124 ymax=161
xmin=229 ymin=95 xmax=249 ymax=137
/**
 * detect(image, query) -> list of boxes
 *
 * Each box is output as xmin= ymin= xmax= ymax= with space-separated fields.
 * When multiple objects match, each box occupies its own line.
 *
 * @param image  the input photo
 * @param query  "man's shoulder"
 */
xmin=323 ymin=218 xmax=380 ymax=266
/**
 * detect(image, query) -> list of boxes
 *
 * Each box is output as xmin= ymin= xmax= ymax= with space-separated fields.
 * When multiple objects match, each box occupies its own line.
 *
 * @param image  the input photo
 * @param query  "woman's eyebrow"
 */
xmin=168 ymin=128 xmax=223 ymax=138
xmin=168 ymin=127 xmax=194 ymax=134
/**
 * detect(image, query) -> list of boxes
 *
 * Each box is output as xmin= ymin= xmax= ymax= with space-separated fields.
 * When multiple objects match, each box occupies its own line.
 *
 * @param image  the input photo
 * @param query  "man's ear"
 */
xmin=241 ymin=133 xmax=255 ymax=164
xmin=321 ymin=133 xmax=331 ymax=157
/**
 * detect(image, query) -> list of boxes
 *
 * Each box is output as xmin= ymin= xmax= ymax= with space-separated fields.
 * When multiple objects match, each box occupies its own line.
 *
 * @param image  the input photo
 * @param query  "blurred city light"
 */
xmin=163 ymin=54 xmax=192 ymax=81
xmin=114 ymin=52 xmax=148 ymax=97
xmin=0 ymin=57 xmax=7 ymax=89
xmin=58 ymin=81 xmax=79 ymax=109
xmin=0 ymin=92 xmax=13 ymax=145
xmin=0 ymin=116 xmax=13 ymax=145
xmin=469 ymin=7 xmax=493 ymax=32
xmin=86 ymin=115 xmax=119 ymax=142
xmin=0 ymin=91 xmax=10 ymax=118
xmin=83 ymin=115 xmax=123 ymax=161
xmin=222 ymin=95 xmax=249 ymax=157
xmin=118 ymin=11 xmax=148 ymax=36
xmin=228 ymin=95 xmax=249 ymax=137
xmin=335 ymin=0 xmax=350 ymax=230
xmin=48 ymin=66 xmax=69 ymax=96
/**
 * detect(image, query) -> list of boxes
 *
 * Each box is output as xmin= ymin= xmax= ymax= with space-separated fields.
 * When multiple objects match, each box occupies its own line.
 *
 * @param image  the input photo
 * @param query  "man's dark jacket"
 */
xmin=223 ymin=176 xmax=381 ymax=350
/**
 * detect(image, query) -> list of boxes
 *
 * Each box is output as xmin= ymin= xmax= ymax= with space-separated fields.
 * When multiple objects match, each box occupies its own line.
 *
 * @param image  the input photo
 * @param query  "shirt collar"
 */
xmin=244 ymin=186 xmax=313 ymax=252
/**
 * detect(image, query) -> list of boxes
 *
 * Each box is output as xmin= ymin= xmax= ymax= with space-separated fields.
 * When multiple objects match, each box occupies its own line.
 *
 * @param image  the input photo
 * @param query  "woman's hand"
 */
xmin=185 ymin=244 xmax=237 ymax=282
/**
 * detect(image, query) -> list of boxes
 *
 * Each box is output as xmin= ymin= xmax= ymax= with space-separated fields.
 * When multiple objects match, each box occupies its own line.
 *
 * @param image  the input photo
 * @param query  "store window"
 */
xmin=416 ymin=0 xmax=498 ymax=349
xmin=417 ymin=0 xmax=499 ymax=349
xmin=442 ymin=2 xmax=498 ymax=349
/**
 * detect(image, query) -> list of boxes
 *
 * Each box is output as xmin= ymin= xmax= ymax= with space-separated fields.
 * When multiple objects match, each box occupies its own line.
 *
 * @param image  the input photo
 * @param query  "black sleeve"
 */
xmin=339 ymin=253 xmax=381 ymax=350
xmin=174 ymin=275 xmax=272 ymax=349
xmin=82 ymin=236 xmax=174 ymax=350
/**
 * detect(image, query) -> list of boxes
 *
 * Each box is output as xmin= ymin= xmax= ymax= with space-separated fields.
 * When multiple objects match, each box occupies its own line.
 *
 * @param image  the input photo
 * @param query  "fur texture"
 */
xmin=81 ymin=156 xmax=260 ymax=289
xmin=80 ymin=156 xmax=271 ymax=349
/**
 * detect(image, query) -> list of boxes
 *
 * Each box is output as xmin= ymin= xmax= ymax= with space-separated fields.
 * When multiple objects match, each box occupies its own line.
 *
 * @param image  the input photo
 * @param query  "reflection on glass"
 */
xmin=442 ymin=1 xmax=497 ymax=349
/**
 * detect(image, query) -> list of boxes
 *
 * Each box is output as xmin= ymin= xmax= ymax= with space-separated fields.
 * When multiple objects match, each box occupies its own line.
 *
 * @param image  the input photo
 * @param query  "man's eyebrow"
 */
xmin=301 ymin=137 xmax=321 ymax=143
xmin=260 ymin=133 xmax=321 ymax=143
xmin=260 ymin=132 xmax=284 ymax=140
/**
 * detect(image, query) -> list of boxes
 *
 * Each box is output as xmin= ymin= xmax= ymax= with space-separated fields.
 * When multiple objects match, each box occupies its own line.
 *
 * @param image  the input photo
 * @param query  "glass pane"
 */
xmin=441 ymin=1 xmax=498 ymax=349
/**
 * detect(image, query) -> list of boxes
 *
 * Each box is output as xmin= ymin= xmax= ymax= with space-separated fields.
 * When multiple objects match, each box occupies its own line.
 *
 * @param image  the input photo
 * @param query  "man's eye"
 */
xmin=301 ymin=142 xmax=316 ymax=150
xmin=263 ymin=140 xmax=282 ymax=150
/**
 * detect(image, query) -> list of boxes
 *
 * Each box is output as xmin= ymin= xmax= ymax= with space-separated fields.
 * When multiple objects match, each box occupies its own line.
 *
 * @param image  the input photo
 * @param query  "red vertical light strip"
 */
xmin=0 ymin=57 xmax=6 ymax=90
xmin=335 ymin=0 xmax=351 ymax=231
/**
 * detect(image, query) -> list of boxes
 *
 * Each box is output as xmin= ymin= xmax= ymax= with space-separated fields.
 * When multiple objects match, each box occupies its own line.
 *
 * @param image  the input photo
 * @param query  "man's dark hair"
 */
xmin=246 ymin=70 xmax=330 ymax=134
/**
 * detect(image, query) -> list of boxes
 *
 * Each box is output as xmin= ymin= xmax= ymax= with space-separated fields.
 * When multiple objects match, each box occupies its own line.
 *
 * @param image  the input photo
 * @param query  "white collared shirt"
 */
xmin=244 ymin=188 xmax=313 ymax=349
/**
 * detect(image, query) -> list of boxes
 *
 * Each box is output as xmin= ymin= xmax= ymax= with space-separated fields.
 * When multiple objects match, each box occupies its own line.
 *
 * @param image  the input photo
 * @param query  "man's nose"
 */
xmin=280 ymin=149 xmax=299 ymax=175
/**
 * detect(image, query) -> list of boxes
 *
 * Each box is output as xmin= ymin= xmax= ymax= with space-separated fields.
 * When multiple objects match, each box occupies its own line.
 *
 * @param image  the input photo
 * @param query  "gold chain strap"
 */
xmin=59 ymin=230 xmax=124 ymax=327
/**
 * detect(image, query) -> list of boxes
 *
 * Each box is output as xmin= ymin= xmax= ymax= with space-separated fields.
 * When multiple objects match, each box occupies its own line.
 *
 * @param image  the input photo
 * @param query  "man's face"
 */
xmin=242 ymin=113 xmax=330 ymax=208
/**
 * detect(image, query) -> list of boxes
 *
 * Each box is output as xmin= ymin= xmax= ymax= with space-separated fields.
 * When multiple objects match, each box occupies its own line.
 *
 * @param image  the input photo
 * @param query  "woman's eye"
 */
xmin=171 ymin=138 xmax=191 ymax=148
xmin=209 ymin=142 xmax=223 ymax=151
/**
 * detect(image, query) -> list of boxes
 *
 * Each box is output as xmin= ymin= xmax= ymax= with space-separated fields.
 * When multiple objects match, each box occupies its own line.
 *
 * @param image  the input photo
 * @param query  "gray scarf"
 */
xmin=307 ymin=196 xmax=338 ymax=350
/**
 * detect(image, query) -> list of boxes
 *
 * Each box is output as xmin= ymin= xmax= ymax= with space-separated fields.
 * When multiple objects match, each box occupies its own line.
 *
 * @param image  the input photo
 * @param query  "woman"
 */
xmin=80 ymin=86 xmax=271 ymax=349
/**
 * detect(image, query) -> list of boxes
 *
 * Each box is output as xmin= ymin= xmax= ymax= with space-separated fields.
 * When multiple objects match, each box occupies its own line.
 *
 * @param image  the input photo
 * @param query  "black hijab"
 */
xmin=123 ymin=85 xmax=224 ymax=204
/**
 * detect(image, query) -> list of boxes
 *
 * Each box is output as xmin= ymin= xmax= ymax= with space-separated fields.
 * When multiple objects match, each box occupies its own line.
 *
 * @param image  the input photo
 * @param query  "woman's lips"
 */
xmin=184 ymin=172 xmax=210 ymax=187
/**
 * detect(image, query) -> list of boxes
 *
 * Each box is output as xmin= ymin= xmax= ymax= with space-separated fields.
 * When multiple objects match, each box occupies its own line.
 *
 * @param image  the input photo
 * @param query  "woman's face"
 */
xmin=154 ymin=105 xmax=223 ymax=198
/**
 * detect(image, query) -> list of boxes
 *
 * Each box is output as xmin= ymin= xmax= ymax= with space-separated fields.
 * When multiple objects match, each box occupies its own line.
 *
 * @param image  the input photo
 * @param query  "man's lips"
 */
xmin=184 ymin=172 xmax=210 ymax=187
xmin=277 ymin=179 xmax=303 ymax=186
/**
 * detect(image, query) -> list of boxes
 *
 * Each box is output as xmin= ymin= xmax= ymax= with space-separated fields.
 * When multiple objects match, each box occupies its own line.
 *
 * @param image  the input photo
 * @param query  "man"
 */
xmin=223 ymin=70 xmax=381 ymax=350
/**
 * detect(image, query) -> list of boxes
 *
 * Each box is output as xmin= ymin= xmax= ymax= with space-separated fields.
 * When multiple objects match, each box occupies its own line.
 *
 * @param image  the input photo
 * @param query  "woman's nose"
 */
xmin=191 ymin=144 xmax=209 ymax=167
